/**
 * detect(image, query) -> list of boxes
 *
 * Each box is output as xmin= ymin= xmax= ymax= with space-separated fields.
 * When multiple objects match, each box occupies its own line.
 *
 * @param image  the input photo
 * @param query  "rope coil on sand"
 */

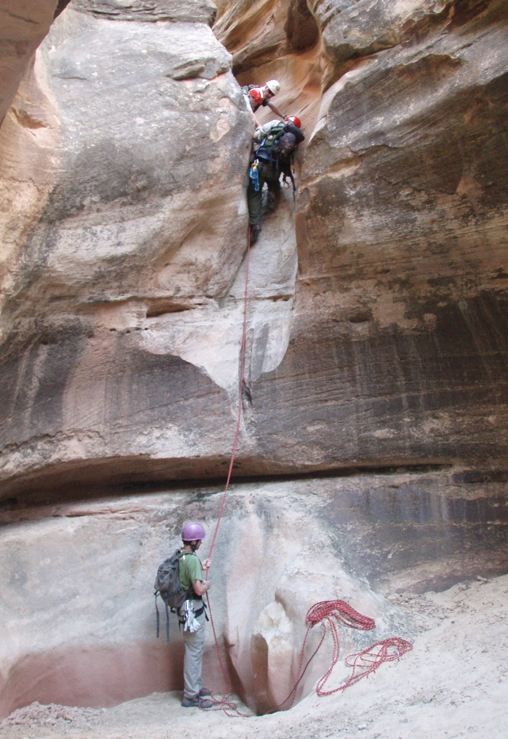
xmin=202 ymin=228 xmax=413 ymax=715
xmin=272 ymin=601 xmax=412 ymax=711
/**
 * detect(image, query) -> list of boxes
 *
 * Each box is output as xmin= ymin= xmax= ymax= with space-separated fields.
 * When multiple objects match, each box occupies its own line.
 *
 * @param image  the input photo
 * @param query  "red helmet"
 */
xmin=249 ymin=88 xmax=264 ymax=104
xmin=287 ymin=115 xmax=301 ymax=128
xmin=182 ymin=522 xmax=206 ymax=542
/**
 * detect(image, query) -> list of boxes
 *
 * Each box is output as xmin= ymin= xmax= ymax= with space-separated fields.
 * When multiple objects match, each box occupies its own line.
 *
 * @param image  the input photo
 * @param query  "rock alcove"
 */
xmin=0 ymin=0 xmax=508 ymax=727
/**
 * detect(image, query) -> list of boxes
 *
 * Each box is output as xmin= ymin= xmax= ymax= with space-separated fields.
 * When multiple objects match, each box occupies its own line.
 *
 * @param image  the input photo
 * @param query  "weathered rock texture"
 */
xmin=286 ymin=0 xmax=508 ymax=470
xmin=0 ymin=0 xmax=259 ymax=495
xmin=0 ymin=486 xmax=394 ymax=717
xmin=218 ymin=0 xmax=508 ymax=475
xmin=0 ymin=1 xmax=70 ymax=125
xmin=1 ymin=472 xmax=506 ymax=717
xmin=2 ymin=1 xmax=507 ymax=495
xmin=0 ymin=0 xmax=508 ymax=722
xmin=4 ymin=470 xmax=506 ymax=719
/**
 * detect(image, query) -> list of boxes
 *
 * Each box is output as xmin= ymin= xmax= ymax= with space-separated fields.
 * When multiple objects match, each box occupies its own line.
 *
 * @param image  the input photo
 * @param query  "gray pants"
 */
xmin=182 ymin=606 xmax=206 ymax=699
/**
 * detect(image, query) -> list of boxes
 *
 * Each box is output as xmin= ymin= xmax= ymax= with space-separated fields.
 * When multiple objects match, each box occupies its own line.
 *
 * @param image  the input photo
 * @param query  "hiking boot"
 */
xmin=250 ymin=224 xmax=261 ymax=244
xmin=181 ymin=695 xmax=213 ymax=709
xmin=199 ymin=687 xmax=213 ymax=697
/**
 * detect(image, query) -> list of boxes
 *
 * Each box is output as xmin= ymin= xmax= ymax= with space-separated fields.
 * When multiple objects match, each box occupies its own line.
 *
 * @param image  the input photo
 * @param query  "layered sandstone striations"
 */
xmin=0 ymin=0 xmax=262 ymax=494
xmin=3 ymin=0 xmax=506 ymax=496
xmin=0 ymin=0 xmax=508 ymax=723
xmin=217 ymin=0 xmax=508 ymax=473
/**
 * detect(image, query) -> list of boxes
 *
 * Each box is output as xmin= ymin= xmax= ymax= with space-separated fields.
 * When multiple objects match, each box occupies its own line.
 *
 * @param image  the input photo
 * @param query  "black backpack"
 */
xmin=154 ymin=549 xmax=189 ymax=643
xmin=256 ymin=122 xmax=305 ymax=169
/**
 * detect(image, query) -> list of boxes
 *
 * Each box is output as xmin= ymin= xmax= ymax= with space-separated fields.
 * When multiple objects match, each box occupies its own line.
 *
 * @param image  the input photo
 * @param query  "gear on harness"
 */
xmin=249 ymin=160 xmax=260 ymax=192
xmin=180 ymin=599 xmax=202 ymax=633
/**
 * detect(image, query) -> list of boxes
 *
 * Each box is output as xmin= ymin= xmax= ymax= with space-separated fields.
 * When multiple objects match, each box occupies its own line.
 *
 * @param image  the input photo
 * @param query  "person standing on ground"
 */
xmin=179 ymin=521 xmax=213 ymax=709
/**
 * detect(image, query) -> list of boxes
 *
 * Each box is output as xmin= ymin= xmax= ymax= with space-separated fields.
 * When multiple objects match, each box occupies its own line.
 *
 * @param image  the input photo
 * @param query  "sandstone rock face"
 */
xmin=0 ymin=0 xmax=262 ymax=494
xmin=71 ymin=0 xmax=217 ymax=24
xmin=242 ymin=0 xmax=508 ymax=474
xmin=2 ymin=1 xmax=507 ymax=495
xmin=1 ymin=472 xmax=506 ymax=717
xmin=0 ymin=0 xmax=508 ymax=723
xmin=0 ymin=1 xmax=68 ymax=125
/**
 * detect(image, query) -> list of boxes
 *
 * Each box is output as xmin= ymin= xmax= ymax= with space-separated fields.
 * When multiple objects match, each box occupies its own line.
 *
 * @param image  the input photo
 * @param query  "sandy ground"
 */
xmin=1 ymin=574 xmax=507 ymax=739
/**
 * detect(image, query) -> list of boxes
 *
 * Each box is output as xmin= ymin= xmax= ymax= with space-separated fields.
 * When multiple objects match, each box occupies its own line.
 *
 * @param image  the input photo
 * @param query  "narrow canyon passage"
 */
xmin=1 ymin=469 xmax=507 ymax=719
xmin=1 ymin=0 xmax=508 ymax=735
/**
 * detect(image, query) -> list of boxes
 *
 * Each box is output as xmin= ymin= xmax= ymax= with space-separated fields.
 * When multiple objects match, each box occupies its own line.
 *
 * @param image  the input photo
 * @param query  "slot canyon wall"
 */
xmin=0 ymin=0 xmax=508 ymax=720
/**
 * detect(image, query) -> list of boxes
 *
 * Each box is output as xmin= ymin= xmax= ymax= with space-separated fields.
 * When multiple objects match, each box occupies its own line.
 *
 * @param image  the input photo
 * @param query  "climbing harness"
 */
xmin=201 ymin=229 xmax=413 ymax=715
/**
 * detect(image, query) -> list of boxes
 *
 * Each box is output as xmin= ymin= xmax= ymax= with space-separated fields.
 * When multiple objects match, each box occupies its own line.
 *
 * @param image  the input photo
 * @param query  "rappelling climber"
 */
xmin=242 ymin=79 xmax=286 ymax=125
xmin=179 ymin=521 xmax=214 ymax=709
xmin=247 ymin=115 xmax=305 ymax=244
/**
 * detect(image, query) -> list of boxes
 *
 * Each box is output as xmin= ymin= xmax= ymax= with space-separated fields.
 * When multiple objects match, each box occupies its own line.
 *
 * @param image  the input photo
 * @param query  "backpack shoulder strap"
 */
xmin=258 ymin=123 xmax=285 ymax=152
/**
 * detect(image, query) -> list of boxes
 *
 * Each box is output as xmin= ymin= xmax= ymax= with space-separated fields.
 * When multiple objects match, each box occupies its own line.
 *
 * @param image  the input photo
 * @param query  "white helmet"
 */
xmin=265 ymin=79 xmax=280 ymax=95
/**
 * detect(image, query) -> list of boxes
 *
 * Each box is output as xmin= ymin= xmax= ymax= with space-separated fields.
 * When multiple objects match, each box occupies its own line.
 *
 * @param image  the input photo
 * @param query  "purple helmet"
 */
xmin=181 ymin=521 xmax=206 ymax=542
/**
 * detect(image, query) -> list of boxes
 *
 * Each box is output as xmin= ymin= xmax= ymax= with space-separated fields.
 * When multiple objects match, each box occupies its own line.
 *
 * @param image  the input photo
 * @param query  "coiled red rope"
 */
xmin=273 ymin=600 xmax=412 ymax=711
xmin=201 ymin=229 xmax=413 ymax=714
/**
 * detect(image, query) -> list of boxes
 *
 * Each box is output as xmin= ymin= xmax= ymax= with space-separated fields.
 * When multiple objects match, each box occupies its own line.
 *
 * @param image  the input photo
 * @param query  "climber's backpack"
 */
xmin=256 ymin=122 xmax=305 ymax=169
xmin=154 ymin=549 xmax=188 ymax=643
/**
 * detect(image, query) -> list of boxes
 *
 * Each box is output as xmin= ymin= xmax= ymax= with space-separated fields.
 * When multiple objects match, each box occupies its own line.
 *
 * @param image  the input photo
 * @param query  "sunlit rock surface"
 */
xmin=0 ymin=0 xmax=262 ymax=493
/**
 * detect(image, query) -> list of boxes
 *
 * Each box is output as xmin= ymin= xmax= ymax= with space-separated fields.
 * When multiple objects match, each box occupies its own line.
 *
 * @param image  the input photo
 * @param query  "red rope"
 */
xmin=273 ymin=600 xmax=412 ymax=711
xmin=206 ymin=226 xmax=251 ymax=563
xmin=338 ymin=636 xmax=413 ymax=693
xmin=200 ymin=230 xmax=413 ymax=715
xmin=202 ymin=226 xmax=252 ymax=716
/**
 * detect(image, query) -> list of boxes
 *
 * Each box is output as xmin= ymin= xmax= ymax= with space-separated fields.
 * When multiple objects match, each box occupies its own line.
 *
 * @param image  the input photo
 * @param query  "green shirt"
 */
xmin=179 ymin=552 xmax=203 ymax=595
